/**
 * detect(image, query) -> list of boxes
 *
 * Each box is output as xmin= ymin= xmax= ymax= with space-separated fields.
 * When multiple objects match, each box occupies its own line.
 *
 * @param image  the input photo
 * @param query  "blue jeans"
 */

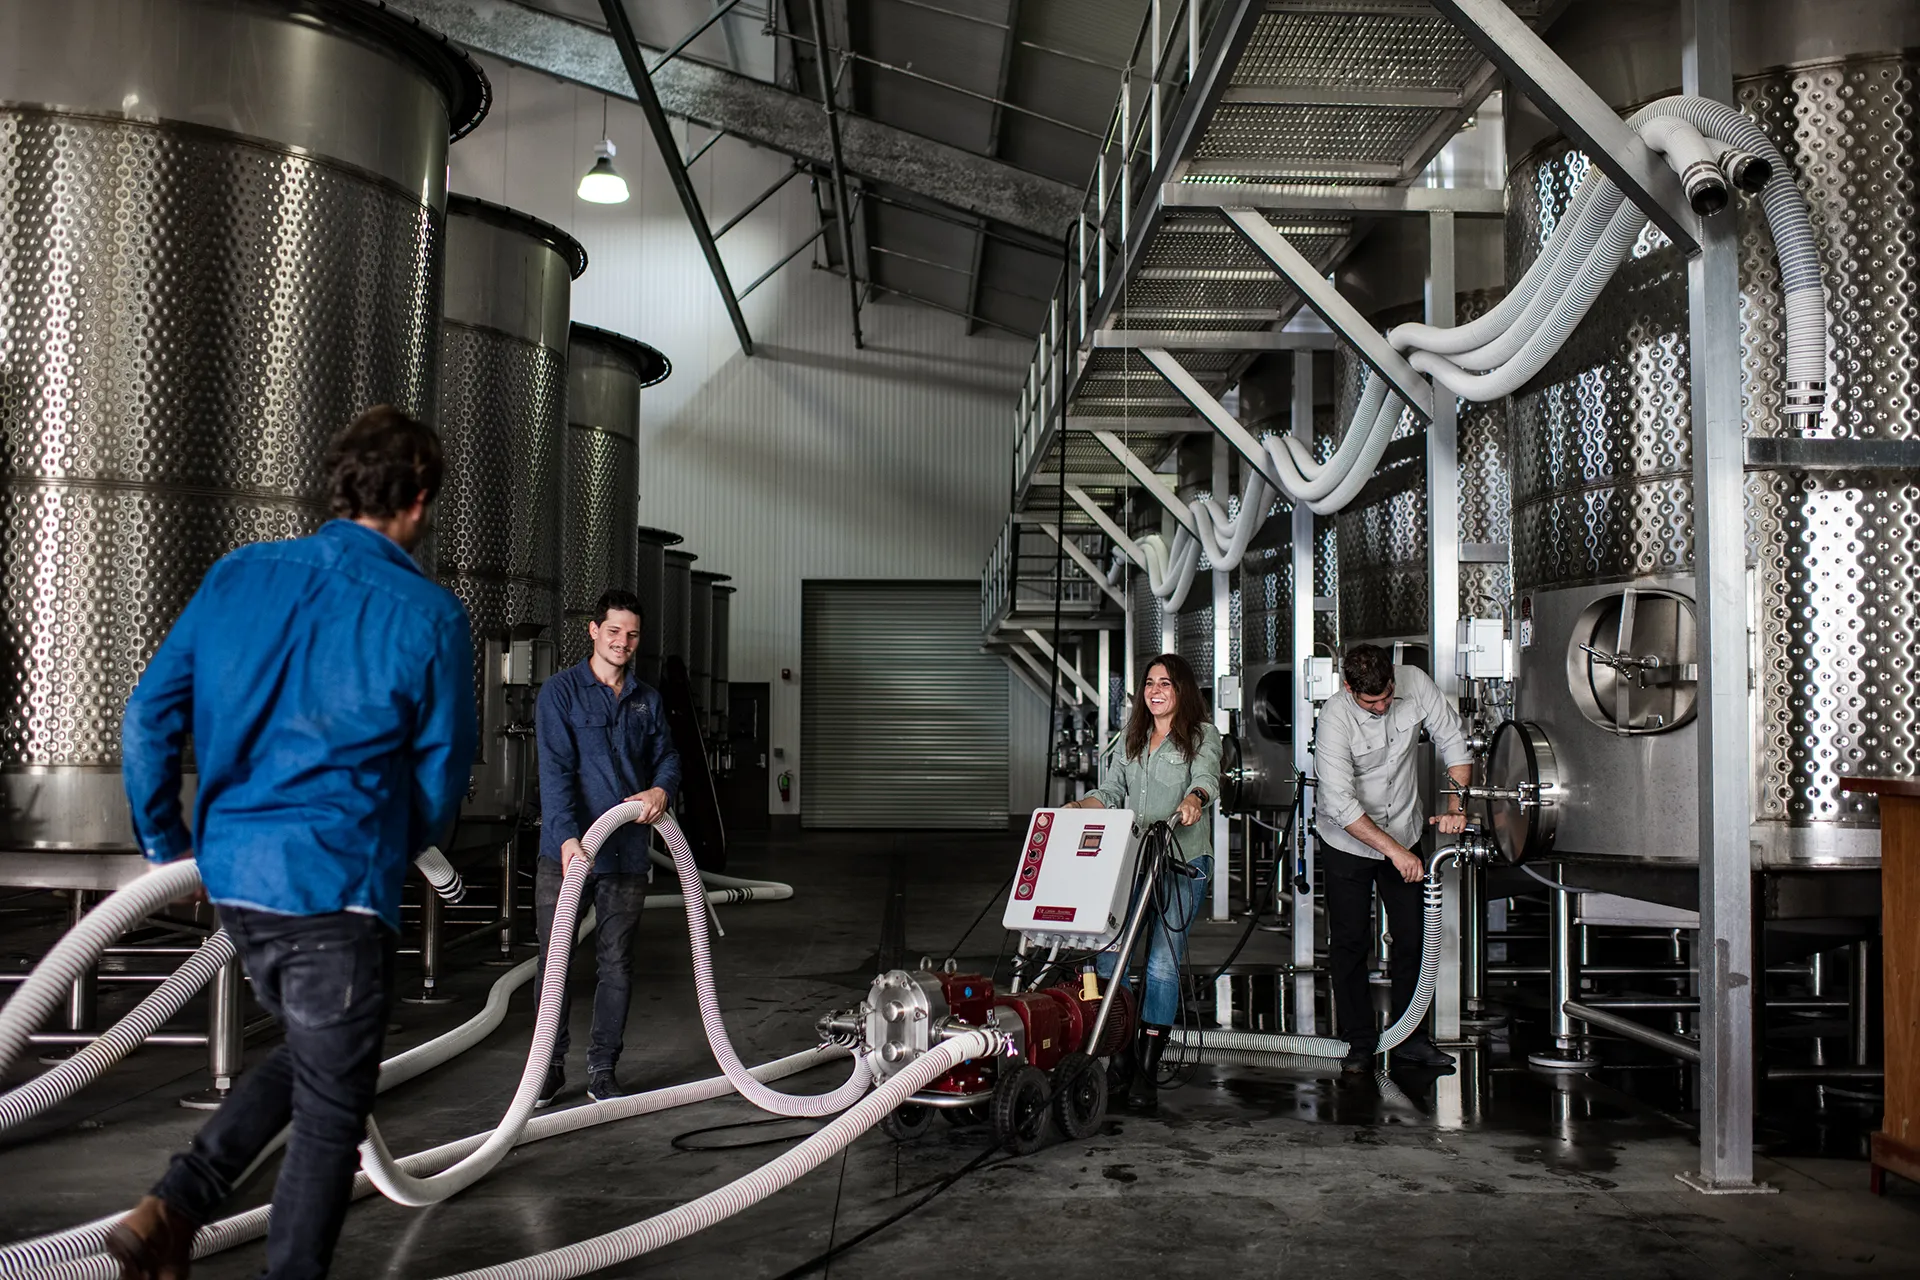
xmin=1095 ymin=854 xmax=1212 ymax=1027
xmin=154 ymin=907 xmax=395 ymax=1280
xmin=534 ymin=859 xmax=648 ymax=1074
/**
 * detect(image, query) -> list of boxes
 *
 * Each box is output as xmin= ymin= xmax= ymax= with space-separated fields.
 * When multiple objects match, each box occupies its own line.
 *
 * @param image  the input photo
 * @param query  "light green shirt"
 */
xmin=1087 ymin=723 xmax=1223 ymax=863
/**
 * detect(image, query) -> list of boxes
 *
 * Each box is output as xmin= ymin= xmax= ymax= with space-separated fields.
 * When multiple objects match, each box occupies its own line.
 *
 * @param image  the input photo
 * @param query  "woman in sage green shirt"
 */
xmin=1065 ymin=652 xmax=1220 ymax=1113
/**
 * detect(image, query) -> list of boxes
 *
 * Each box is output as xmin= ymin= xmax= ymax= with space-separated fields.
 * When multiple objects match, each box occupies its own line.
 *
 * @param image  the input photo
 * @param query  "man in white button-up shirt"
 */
xmin=1314 ymin=644 xmax=1473 ymax=1073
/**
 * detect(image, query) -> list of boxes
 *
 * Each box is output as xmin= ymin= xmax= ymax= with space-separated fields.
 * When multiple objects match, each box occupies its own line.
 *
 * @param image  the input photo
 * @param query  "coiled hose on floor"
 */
xmin=1170 ymin=854 xmax=1452 ymax=1059
xmin=2 ymin=1050 xmax=843 ymax=1280
xmin=1132 ymin=94 xmax=1827 ymax=609
xmin=433 ymin=1030 xmax=1003 ymax=1280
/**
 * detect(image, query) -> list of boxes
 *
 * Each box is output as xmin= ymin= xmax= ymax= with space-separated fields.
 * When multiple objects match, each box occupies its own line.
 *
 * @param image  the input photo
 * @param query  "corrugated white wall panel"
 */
xmin=453 ymin=57 xmax=1028 ymax=821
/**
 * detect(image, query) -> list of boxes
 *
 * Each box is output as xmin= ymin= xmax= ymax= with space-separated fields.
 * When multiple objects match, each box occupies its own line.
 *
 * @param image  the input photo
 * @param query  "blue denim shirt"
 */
xmin=123 ymin=520 xmax=477 ymax=930
xmin=536 ymin=659 xmax=682 ymax=875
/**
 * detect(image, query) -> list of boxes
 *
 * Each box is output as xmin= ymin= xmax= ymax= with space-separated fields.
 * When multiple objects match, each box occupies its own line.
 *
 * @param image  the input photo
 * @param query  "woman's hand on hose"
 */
xmin=1173 ymin=793 xmax=1204 ymax=827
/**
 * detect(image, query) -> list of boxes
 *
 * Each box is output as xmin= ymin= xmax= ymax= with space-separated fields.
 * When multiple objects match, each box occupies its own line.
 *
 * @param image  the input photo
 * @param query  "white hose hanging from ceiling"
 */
xmin=1128 ymin=95 xmax=1827 ymax=608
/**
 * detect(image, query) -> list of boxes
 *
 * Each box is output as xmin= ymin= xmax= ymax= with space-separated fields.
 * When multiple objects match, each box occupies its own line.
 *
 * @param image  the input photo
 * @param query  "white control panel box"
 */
xmin=1456 ymin=616 xmax=1513 ymax=680
xmin=1002 ymin=808 xmax=1141 ymax=942
xmin=1304 ymin=655 xmax=1339 ymax=703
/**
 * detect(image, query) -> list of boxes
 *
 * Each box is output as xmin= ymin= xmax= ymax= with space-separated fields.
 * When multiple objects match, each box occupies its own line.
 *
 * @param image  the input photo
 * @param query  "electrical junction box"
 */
xmin=1002 ymin=808 xmax=1141 ymax=947
xmin=1304 ymin=655 xmax=1339 ymax=703
xmin=1217 ymin=672 xmax=1242 ymax=711
xmin=1456 ymin=617 xmax=1512 ymax=681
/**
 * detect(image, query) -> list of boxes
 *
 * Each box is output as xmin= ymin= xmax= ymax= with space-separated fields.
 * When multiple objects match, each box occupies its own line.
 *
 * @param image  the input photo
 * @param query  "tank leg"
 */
xmin=404 ymin=882 xmax=454 ymax=1004
xmin=1529 ymin=865 xmax=1596 ymax=1071
xmin=180 ymin=953 xmax=244 ymax=1110
xmin=39 ymin=891 xmax=99 ymax=1066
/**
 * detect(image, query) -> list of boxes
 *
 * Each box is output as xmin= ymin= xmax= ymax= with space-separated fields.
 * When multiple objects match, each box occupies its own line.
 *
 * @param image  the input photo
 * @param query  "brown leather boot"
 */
xmin=104 ymin=1196 xmax=198 ymax=1280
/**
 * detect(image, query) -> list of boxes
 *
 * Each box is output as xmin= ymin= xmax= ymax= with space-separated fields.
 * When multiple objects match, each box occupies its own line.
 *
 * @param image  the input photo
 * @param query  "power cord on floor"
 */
xmin=668 ymin=1116 xmax=826 ymax=1153
xmin=941 ymin=870 xmax=1015 ymax=965
xmin=768 ymin=1140 xmax=1010 ymax=1280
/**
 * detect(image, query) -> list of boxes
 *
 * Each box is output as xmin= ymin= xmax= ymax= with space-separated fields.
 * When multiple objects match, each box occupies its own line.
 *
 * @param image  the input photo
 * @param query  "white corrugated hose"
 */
xmin=1134 ymin=95 xmax=1828 ymax=609
xmin=1169 ymin=863 xmax=1447 ymax=1059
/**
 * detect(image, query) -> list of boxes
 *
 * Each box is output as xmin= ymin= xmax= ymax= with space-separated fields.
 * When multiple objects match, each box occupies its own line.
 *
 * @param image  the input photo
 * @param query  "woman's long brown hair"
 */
xmin=1123 ymin=652 xmax=1206 ymax=762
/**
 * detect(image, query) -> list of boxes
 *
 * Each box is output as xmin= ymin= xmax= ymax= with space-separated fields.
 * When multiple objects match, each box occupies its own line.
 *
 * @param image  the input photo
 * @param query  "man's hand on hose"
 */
xmin=1386 ymin=845 xmax=1424 ymax=884
xmin=626 ymin=787 xmax=669 ymax=824
xmin=561 ymin=837 xmax=589 ymax=874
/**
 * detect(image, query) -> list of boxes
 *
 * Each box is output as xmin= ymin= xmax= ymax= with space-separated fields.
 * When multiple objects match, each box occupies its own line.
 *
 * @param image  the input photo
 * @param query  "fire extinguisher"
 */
xmin=777 ymin=770 xmax=793 ymax=803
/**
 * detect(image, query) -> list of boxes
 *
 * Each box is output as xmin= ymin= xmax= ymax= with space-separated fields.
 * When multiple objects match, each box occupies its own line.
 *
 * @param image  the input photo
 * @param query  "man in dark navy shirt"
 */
xmin=533 ymin=588 xmax=681 ymax=1106
xmin=110 ymin=407 xmax=475 ymax=1280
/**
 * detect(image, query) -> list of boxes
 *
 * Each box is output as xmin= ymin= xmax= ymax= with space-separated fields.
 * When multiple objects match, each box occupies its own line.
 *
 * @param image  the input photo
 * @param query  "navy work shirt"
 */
xmin=536 ymin=659 xmax=682 ymax=875
xmin=123 ymin=520 xmax=478 ymax=931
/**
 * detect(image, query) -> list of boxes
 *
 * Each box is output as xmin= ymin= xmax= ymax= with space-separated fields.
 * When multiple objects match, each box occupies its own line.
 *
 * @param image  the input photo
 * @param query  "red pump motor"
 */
xmin=826 ymin=962 xmax=1135 ymax=1153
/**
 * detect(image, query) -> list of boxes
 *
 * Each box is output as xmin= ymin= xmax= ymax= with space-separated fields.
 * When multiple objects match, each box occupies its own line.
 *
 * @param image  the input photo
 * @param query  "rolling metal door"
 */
xmin=802 ymin=581 xmax=1008 ymax=829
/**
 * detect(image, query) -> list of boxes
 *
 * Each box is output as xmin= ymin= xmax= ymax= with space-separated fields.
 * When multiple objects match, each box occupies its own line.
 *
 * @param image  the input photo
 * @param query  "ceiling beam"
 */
xmin=386 ymin=0 xmax=1082 ymax=238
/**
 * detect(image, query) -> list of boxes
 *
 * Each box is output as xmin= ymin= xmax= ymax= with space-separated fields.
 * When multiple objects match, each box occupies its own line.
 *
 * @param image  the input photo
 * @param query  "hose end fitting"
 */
xmin=1681 ymin=161 xmax=1730 ymax=216
xmin=1719 ymin=148 xmax=1773 ymax=193
xmin=1785 ymin=379 xmax=1827 ymax=428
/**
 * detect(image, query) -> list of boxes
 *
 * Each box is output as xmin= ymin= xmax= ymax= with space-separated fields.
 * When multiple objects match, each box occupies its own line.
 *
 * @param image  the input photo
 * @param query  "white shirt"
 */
xmin=1313 ymin=664 xmax=1471 ymax=860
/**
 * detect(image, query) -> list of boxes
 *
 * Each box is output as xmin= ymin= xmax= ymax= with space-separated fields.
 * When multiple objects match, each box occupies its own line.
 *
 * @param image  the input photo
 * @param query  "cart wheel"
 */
xmin=1051 ymin=1052 xmax=1107 ymax=1140
xmin=990 ymin=1065 xmax=1051 ymax=1155
xmin=879 ymin=1104 xmax=934 ymax=1142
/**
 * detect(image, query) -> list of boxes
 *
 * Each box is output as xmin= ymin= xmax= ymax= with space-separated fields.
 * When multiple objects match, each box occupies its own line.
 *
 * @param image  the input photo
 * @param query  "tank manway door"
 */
xmin=1567 ymin=587 xmax=1700 ymax=735
xmin=1482 ymin=720 xmax=1560 ymax=864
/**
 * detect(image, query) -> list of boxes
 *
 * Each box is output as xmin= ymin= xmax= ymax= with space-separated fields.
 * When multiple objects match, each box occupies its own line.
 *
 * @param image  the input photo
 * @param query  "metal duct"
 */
xmin=633 ymin=526 xmax=683 ymax=688
xmin=562 ymin=325 xmax=670 ymax=670
xmin=1505 ymin=0 xmax=1917 ymax=866
xmin=0 ymin=0 xmax=486 ymax=850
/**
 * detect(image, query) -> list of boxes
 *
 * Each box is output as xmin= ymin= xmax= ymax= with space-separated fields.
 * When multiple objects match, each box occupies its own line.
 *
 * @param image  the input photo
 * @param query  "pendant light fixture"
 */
xmin=578 ymin=97 xmax=629 ymax=204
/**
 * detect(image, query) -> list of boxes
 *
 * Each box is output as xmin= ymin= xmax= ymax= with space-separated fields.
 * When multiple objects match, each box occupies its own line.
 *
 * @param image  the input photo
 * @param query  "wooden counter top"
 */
xmin=1840 ymin=776 xmax=1920 ymax=800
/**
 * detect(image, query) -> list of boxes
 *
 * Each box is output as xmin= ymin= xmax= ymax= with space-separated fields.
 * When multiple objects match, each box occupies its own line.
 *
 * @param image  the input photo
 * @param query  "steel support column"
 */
xmin=1212 ymin=432 xmax=1232 ymax=920
xmin=1097 ymin=627 xmax=1112 ymax=757
xmin=598 ymin=0 xmax=754 ymax=355
xmin=1290 ymin=350 xmax=1317 ymax=1033
xmin=1678 ymin=0 xmax=1770 ymax=1197
xmin=1427 ymin=210 xmax=1462 ymax=1042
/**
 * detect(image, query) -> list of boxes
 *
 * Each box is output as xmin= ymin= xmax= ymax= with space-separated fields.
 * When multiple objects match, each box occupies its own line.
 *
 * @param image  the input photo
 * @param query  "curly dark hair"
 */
xmin=594 ymin=588 xmax=645 ymax=627
xmin=1124 ymin=653 xmax=1207 ymax=762
xmin=325 ymin=405 xmax=443 ymax=519
xmin=1342 ymin=643 xmax=1396 ymax=697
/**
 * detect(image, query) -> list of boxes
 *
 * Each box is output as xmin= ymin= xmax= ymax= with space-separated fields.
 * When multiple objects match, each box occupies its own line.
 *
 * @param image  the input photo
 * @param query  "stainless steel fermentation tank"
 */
xmin=1499 ymin=0 xmax=1919 ymax=870
xmin=435 ymin=197 xmax=584 ymax=821
xmin=711 ymin=581 xmax=735 ymax=737
xmin=690 ymin=570 xmax=733 ymax=735
xmin=633 ymin=525 xmax=684 ymax=688
xmin=662 ymin=549 xmax=696 ymax=676
xmin=0 ymin=0 xmax=486 ymax=851
xmin=562 ymin=326 xmax=670 ymax=671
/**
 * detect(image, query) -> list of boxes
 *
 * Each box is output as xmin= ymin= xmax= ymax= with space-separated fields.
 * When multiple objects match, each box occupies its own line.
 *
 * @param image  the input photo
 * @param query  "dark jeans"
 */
xmin=154 ymin=907 xmax=395 ymax=1280
xmin=534 ymin=859 xmax=647 ymax=1074
xmin=1325 ymin=844 xmax=1427 ymax=1053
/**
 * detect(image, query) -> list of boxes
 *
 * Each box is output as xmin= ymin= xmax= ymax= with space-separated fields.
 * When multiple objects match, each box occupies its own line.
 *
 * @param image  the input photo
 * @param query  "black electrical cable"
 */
xmin=939 ymin=869 xmax=1015 ymax=966
xmin=668 ymin=1116 xmax=826 ymax=1153
xmin=766 ymin=1140 xmax=1011 ymax=1280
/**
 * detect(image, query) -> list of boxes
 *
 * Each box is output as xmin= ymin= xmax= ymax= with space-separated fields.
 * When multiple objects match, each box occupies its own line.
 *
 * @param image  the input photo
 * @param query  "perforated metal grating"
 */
xmin=1196 ymin=104 xmax=1443 ymax=167
xmin=1235 ymin=9 xmax=1488 ymax=91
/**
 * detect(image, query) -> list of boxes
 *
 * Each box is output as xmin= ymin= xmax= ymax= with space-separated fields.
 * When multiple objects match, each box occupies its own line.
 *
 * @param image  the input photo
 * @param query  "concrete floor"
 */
xmin=3 ymin=829 xmax=1916 ymax=1279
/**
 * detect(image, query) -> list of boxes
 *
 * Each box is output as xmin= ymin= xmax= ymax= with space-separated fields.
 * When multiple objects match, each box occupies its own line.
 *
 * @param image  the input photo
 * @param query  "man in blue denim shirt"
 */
xmin=533 ymin=588 xmax=681 ymax=1106
xmin=107 ymin=407 xmax=476 ymax=1280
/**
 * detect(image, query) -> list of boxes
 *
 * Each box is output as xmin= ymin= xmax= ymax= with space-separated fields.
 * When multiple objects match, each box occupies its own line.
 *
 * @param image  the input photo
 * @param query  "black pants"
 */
xmin=1325 ymin=845 xmax=1426 ymax=1053
xmin=154 ymin=907 xmax=395 ymax=1280
xmin=533 ymin=859 xmax=648 ymax=1074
